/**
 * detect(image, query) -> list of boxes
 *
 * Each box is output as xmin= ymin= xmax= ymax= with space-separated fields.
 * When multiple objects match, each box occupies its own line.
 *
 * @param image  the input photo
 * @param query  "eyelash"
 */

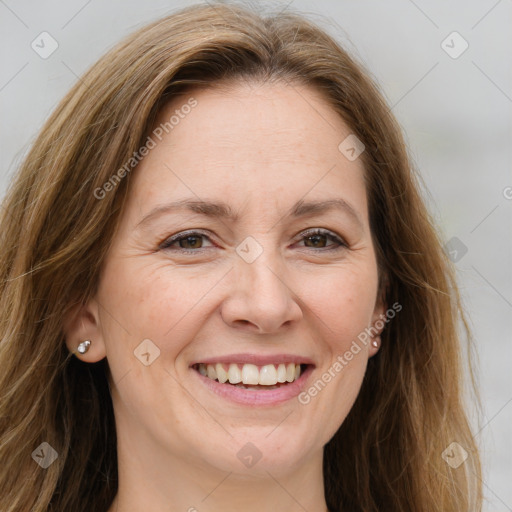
xmin=159 ymin=228 xmax=347 ymax=254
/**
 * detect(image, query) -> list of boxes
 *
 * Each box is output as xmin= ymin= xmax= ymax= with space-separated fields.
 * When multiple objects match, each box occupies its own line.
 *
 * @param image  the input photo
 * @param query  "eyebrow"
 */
xmin=136 ymin=197 xmax=363 ymax=229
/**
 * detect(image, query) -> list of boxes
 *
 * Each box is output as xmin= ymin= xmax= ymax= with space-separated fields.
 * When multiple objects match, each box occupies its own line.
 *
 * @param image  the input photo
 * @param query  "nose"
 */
xmin=220 ymin=249 xmax=303 ymax=334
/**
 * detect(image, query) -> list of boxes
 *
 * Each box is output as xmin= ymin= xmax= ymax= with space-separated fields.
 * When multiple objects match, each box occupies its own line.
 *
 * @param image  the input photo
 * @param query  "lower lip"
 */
xmin=191 ymin=365 xmax=314 ymax=406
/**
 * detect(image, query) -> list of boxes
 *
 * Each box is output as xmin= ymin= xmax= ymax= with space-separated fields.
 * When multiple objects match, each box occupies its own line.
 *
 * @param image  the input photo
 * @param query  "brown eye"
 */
xmin=297 ymin=229 xmax=346 ymax=251
xmin=160 ymin=231 xmax=214 ymax=252
xmin=304 ymin=233 xmax=329 ymax=248
xmin=178 ymin=235 xmax=203 ymax=249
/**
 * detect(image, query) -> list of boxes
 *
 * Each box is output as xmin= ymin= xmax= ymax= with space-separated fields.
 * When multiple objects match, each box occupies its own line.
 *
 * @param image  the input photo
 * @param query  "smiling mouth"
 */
xmin=192 ymin=362 xmax=309 ymax=390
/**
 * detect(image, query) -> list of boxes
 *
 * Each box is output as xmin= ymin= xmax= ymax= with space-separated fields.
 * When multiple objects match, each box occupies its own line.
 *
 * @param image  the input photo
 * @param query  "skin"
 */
xmin=64 ymin=80 xmax=385 ymax=512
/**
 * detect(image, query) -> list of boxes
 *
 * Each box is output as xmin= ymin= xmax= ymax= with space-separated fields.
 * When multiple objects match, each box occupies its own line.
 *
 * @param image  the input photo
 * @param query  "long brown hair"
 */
xmin=0 ymin=2 xmax=482 ymax=511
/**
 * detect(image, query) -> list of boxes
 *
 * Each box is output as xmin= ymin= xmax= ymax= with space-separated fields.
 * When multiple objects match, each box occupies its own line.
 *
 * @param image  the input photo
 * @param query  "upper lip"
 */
xmin=190 ymin=353 xmax=315 ymax=367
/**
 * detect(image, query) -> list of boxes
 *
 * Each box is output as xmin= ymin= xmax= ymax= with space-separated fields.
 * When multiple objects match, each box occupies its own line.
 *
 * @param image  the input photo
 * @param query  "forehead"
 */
xmin=126 ymin=80 xmax=368 ymax=222
xmin=154 ymin=79 xmax=353 ymax=159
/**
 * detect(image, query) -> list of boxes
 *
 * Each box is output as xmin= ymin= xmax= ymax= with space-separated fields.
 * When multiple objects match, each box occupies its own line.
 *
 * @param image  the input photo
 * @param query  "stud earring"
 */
xmin=77 ymin=340 xmax=91 ymax=354
xmin=371 ymin=338 xmax=380 ymax=349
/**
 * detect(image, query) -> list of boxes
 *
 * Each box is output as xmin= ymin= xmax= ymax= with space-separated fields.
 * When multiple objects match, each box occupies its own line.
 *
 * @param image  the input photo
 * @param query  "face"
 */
xmin=68 ymin=80 xmax=384 ymax=479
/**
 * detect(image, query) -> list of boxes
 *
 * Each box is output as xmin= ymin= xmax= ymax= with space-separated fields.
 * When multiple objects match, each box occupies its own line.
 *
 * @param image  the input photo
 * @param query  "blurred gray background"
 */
xmin=1 ymin=0 xmax=510 ymax=509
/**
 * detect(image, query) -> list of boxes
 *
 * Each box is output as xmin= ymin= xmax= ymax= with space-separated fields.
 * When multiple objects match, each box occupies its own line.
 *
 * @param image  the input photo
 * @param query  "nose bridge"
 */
xmin=221 ymin=234 xmax=302 ymax=333
xmin=237 ymin=236 xmax=288 ymax=303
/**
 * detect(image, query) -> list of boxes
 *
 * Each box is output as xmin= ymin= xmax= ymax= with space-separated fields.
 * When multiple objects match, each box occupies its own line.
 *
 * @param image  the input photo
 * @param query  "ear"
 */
xmin=62 ymin=298 xmax=107 ymax=363
xmin=369 ymin=277 xmax=388 ymax=355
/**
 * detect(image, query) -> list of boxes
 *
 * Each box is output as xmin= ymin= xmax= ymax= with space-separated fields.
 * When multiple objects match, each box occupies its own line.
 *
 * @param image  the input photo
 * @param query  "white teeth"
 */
xmin=227 ymin=363 xmax=242 ymax=384
xmin=216 ymin=363 xmax=228 ymax=383
xmin=242 ymin=364 xmax=260 ymax=385
xmin=199 ymin=362 xmax=305 ymax=386
xmin=259 ymin=364 xmax=278 ymax=385
xmin=207 ymin=365 xmax=217 ymax=380
xmin=285 ymin=363 xmax=295 ymax=382
xmin=277 ymin=363 xmax=287 ymax=383
xmin=236 ymin=383 xmax=279 ymax=390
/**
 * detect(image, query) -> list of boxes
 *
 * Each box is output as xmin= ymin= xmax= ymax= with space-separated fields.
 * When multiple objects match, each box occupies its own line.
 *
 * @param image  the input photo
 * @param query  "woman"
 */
xmin=0 ymin=2 xmax=482 ymax=511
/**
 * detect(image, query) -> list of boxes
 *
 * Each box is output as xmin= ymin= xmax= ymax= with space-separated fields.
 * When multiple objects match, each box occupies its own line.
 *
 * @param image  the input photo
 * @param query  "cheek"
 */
xmin=295 ymin=265 xmax=377 ymax=440
xmin=304 ymin=261 xmax=379 ymax=349
xmin=98 ymin=260 xmax=223 ymax=360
